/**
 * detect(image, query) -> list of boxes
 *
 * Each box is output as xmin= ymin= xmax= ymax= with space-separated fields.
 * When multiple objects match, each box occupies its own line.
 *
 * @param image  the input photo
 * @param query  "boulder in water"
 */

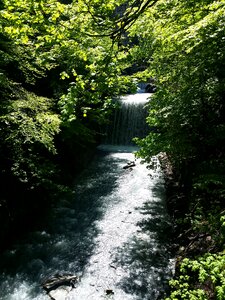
xmin=123 ymin=161 xmax=136 ymax=169
xmin=42 ymin=273 xmax=79 ymax=297
xmin=106 ymin=289 xmax=114 ymax=295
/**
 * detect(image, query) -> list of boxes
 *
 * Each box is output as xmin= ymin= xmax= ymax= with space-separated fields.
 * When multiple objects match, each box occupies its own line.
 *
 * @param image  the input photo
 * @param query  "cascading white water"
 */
xmin=0 ymin=93 xmax=175 ymax=300
xmin=103 ymin=93 xmax=151 ymax=145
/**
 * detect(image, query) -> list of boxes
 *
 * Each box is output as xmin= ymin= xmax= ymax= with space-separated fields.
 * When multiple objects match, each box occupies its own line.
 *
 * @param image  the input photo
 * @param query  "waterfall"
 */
xmin=103 ymin=93 xmax=151 ymax=146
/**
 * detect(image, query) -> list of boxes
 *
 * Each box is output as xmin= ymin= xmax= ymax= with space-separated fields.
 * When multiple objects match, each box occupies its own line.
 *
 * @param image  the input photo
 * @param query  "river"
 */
xmin=0 ymin=93 xmax=174 ymax=300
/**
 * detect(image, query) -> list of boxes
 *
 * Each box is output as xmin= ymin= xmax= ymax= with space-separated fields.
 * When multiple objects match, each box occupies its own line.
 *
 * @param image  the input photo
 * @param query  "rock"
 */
xmin=42 ymin=273 xmax=79 ymax=295
xmin=123 ymin=161 xmax=136 ymax=169
xmin=106 ymin=289 xmax=114 ymax=295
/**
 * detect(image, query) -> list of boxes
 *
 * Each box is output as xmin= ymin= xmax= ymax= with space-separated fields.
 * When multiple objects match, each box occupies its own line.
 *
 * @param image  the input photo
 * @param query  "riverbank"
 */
xmin=159 ymin=152 xmax=225 ymax=299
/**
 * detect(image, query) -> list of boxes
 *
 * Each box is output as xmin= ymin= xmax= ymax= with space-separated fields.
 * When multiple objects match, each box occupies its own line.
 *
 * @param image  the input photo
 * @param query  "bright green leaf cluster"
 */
xmin=167 ymin=253 xmax=225 ymax=300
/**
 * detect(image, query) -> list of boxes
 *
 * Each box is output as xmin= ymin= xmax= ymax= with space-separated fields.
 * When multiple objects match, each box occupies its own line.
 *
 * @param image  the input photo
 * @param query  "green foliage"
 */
xmin=0 ymin=87 xmax=61 ymax=184
xmin=132 ymin=0 xmax=225 ymax=223
xmin=133 ymin=0 xmax=225 ymax=165
xmin=0 ymin=0 xmax=139 ymax=236
xmin=0 ymin=0 xmax=134 ymax=188
xmin=1 ymin=0 xmax=136 ymax=131
xmin=57 ymin=44 xmax=132 ymax=124
xmin=167 ymin=253 xmax=225 ymax=300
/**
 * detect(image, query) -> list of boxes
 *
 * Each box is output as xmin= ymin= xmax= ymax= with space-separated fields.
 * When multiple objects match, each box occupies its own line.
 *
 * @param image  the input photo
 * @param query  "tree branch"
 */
xmin=83 ymin=0 xmax=159 ymax=39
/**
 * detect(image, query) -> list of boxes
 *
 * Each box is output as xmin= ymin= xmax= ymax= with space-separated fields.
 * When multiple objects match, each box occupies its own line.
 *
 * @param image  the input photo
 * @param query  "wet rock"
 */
xmin=42 ymin=273 xmax=79 ymax=297
xmin=123 ymin=161 xmax=136 ymax=169
xmin=106 ymin=289 xmax=114 ymax=295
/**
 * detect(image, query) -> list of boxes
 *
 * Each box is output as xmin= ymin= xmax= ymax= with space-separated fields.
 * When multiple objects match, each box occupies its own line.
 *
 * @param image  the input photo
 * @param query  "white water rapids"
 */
xmin=0 ymin=94 xmax=174 ymax=300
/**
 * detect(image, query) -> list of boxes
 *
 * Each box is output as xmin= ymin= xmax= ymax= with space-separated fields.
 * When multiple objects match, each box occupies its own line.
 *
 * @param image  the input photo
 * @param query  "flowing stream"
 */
xmin=0 ymin=93 xmax=174 ymax=300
